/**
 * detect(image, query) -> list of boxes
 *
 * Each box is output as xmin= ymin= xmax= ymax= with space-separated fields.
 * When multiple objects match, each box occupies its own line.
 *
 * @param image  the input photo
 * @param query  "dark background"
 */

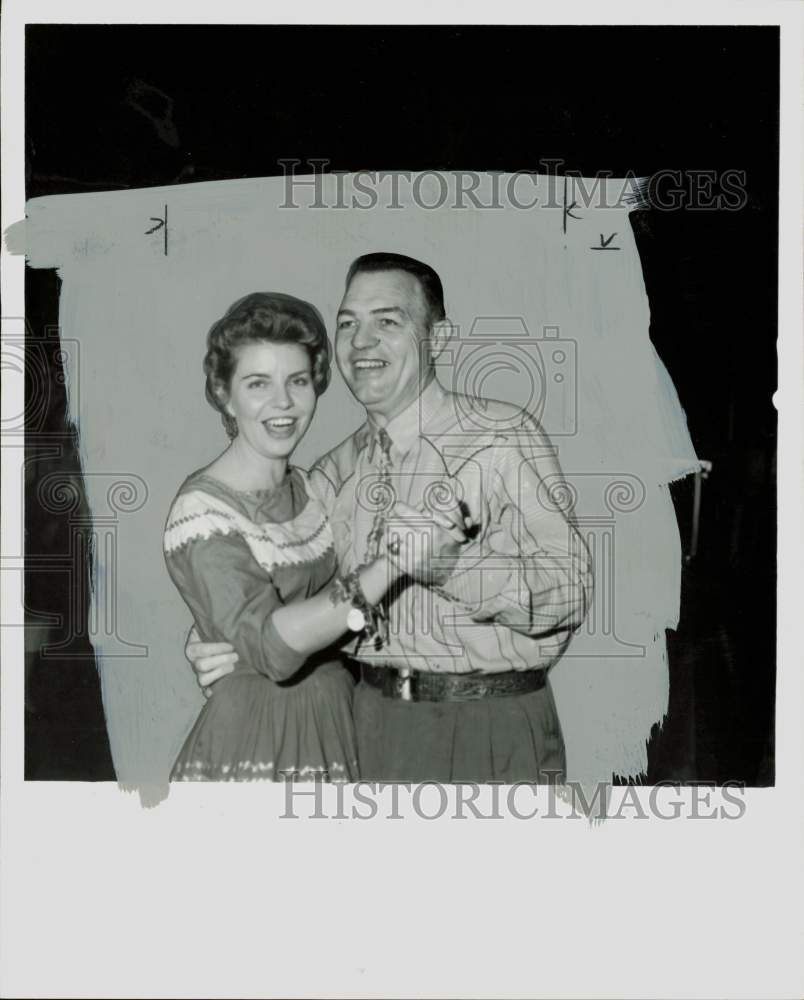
xmin=24 ymin=25 xmax=777 ymax=783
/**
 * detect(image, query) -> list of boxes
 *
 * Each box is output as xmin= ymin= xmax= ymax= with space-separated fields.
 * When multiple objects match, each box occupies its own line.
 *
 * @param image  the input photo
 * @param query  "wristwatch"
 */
xmin=346 ymin=606 xmax=366 ymax=632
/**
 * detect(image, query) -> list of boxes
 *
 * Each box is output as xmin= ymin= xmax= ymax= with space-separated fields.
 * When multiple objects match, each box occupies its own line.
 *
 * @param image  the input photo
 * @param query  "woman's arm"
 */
xmin=176 ymin=504 xmax=469 ymax=684
xmin=167 ymin=524 xmax=400 ymax=683
xmin=270 ymin=556 xmax=397 ymax=658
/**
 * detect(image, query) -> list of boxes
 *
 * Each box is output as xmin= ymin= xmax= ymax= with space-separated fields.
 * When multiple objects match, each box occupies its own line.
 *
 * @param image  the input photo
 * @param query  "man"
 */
xmin=188 ymin=252 xmax=593 ymax=782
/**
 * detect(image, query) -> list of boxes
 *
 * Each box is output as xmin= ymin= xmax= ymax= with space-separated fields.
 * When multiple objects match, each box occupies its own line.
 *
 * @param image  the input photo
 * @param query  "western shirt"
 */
xmin=311 ymin=379 xmax=593 ymax=675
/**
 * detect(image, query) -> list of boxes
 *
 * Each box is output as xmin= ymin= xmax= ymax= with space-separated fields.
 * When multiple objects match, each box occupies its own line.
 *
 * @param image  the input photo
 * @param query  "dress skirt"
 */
xmin=171 ymin=659 xmax=359 ymax=782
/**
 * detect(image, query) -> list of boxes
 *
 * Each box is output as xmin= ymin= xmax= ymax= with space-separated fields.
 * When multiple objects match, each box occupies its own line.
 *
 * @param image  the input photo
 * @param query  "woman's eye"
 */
xmin=293 ymin=376 xmax=311 ymax=387
xmin=248 ymin=379 xmax=267 ymax=390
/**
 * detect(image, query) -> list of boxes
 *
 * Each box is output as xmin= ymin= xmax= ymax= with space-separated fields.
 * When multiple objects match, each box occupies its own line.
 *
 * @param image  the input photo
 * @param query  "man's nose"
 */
xmin=351 ymin=321 xmax=379 ymax=350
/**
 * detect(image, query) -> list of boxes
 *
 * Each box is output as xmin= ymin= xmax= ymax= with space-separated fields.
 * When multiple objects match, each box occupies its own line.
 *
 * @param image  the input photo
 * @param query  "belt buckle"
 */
xmin=387 ymin=668 xmax=416 ymax=701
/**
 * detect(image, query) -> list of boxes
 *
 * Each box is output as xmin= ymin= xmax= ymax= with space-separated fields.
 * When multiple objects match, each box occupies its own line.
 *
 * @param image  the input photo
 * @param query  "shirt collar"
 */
xmin=363 ymin=377 xmax=448 ymax=461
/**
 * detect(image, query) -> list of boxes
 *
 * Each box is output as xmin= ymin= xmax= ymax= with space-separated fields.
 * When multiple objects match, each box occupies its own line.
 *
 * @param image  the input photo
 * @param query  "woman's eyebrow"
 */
xmin=240 ymin=369 xmax=311 ymax=380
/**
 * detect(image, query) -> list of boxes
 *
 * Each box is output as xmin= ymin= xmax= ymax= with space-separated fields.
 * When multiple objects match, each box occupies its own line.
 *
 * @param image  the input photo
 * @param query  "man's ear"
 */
xmin=429 ymin=317 xmax=455 ymax=361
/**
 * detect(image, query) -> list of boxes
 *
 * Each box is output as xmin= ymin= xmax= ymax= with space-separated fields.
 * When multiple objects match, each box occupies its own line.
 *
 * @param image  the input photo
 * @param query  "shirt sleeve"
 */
xmin=437 ymin=414 xmax=593 ymax=639
xmin=164 ymin=518 xmax=307 ymax=683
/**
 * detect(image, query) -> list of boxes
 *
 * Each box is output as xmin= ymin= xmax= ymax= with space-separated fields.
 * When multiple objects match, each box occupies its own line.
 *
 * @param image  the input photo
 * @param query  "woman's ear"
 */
xmin=213 ymin=381 xmax=233 ymax=417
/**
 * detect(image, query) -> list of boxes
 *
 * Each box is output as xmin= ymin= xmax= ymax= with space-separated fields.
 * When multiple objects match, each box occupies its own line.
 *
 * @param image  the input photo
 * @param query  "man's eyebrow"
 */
xmin=336 ymin=305 xmax=408 ymax=318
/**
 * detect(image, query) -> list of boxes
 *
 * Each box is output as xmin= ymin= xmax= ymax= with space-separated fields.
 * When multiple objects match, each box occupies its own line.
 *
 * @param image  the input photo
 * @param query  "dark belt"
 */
xmin=359 ymin=662 xmax=547 ymax=703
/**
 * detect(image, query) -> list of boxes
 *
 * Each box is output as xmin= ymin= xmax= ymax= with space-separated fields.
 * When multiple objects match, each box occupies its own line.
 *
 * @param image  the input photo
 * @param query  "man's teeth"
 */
xmin=354 ymin=360 xmax=389 ymax=369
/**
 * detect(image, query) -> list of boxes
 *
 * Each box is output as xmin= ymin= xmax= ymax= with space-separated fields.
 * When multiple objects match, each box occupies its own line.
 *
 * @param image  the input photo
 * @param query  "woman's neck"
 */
xmin=206 ymin=438 xmax=289 ymax=493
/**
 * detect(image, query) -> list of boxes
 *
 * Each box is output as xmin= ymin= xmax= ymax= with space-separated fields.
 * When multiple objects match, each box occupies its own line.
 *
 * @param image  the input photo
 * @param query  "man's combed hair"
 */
xmin=203 ymin=291 xmax=331 ymax=438
xmin=345 ymin=252 xmax=446 ymax=327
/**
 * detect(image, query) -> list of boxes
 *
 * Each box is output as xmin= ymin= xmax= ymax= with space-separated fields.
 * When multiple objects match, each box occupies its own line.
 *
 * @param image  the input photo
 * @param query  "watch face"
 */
xmin=347 ymin=607 xmax=366 ymax=632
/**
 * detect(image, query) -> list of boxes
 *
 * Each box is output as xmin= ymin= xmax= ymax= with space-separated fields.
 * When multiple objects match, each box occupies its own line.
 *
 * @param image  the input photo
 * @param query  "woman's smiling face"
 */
xmin=224 ymin=340 xmax=317 ymax=462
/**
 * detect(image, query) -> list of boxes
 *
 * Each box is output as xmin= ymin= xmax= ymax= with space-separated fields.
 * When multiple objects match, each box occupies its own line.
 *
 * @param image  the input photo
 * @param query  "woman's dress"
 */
xmin=163 ymin=467 xmax=358 ymax=782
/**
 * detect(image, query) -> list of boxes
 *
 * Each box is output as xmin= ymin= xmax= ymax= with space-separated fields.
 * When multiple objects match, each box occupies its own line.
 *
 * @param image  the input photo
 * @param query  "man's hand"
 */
xmin=185 ymin=624 xmax=238 ymax=697
xmin=385 ymin=500 xmax=473 ymax=586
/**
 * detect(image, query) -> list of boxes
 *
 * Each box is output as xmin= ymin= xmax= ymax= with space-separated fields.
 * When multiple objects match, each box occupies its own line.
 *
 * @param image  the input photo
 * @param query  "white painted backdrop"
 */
xmin=24 ymin=173 xmax=698 ymax=794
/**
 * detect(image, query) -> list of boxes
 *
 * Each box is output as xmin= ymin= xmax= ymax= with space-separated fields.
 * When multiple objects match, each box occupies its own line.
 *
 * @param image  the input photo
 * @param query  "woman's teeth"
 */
xmin=263 ymin=418 xmax=296 ymax=432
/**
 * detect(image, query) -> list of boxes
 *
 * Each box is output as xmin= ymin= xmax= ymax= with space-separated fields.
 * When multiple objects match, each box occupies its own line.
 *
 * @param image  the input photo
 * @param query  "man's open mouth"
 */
xmin=353 ymin=359 xmax=390 ymax=370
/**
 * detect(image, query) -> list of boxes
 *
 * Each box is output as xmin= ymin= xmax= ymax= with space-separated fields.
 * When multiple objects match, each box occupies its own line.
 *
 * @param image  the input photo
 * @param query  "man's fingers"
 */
xmin=413 ymin=505 xmax=469 ymax=542
xmin=196 ymin=663 xmax=235 ymax=688
xmin=187 ymin=641 xmax=237 ymax=658
xmin=428 ymin=509 xmax=465 ymax=531
xmin=188 ymin=649 xmax=239 ymax=674
xmin=186 ymin=642 xmax=238 ymax=671
xmin=416 ymin=499 xmax=473 ymax=531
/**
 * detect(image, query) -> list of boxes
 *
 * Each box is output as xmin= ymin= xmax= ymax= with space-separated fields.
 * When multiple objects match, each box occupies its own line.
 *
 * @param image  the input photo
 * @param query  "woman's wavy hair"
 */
xmin=203 ymin=291 xmax=331 ymax=438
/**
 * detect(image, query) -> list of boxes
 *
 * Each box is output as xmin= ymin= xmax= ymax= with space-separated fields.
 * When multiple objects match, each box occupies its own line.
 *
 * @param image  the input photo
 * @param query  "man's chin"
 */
xmin=346 ymin=382 xmax=389 ymax=408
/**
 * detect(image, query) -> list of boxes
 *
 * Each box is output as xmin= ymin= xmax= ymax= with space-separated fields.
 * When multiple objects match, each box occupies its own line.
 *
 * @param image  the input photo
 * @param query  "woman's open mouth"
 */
xmin=262 ymin=417 xmax=298 ymax=438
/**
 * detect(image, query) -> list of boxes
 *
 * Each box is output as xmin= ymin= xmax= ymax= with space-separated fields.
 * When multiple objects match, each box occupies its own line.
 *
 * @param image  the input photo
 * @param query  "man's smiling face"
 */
xmin=335 ymin=269 xmax=434 ymax=424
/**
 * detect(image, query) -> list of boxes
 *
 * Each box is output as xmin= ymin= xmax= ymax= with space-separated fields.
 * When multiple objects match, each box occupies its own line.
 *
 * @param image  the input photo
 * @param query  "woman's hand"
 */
xmin=384 ymin=500 xmax=474 ymax=585
xmin=185 ymin=624 xmax=238 ymax=697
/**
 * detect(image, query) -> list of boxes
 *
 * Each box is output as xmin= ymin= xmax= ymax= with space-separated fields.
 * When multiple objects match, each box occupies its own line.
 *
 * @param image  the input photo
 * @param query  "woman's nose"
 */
xmin=271 ymin=385 xmax=292 ymax=409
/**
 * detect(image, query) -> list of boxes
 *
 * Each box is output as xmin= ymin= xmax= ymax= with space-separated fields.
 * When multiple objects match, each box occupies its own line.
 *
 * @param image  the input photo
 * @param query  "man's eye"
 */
xmin=337 ymin=320 xmax=354 ymax=331
xmin=379 ymin=318 xmax=398 ymax=328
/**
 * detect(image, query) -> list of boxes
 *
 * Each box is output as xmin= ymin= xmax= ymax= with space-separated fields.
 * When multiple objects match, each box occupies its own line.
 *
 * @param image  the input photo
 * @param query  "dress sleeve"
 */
xmin=164 ymin=505 xmax=307 ymax=683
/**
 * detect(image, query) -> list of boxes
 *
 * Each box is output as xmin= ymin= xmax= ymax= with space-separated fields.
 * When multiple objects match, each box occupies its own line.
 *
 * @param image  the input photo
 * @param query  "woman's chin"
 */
xmin=273 ymin=429 xmax=311 ymax=460
xmin=265 ymin=440 xmax=299 ymax=461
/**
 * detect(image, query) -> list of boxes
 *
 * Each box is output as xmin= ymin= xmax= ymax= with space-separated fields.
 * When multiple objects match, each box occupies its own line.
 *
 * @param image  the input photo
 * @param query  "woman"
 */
xmin=163 ymin=291 xmax=416 ymax=782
